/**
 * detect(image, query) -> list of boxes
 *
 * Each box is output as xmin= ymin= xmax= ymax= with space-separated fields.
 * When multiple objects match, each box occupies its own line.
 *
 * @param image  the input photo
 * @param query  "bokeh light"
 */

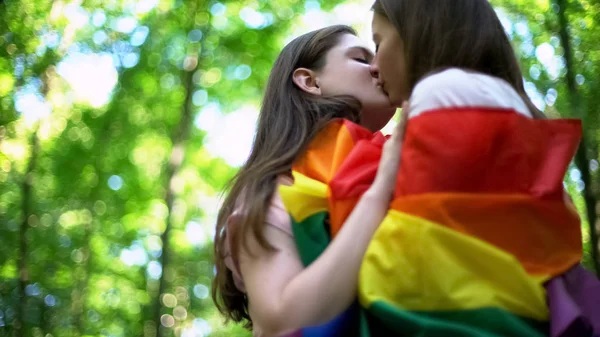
xmin=0 ymin=0 xmax=597 ymax=336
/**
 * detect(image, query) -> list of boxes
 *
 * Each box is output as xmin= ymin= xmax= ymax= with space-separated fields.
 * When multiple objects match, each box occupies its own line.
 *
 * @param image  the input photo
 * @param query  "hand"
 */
xmin=370 ymin=101 xmax=409 ymax=201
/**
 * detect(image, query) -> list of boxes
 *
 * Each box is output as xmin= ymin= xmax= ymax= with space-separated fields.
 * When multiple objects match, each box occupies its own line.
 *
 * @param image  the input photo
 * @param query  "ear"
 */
xmin=292 ymin=68 xmax=321 ymax=95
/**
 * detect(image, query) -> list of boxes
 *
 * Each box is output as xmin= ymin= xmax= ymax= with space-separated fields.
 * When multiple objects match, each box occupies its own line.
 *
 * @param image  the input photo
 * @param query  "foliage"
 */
xmin=0 ymin=0 xmax=598 ymax=336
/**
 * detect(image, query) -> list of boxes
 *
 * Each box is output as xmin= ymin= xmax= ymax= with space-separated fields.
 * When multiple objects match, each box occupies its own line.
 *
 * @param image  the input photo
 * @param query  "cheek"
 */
xmin=338 ymin=64 xmax=371 ymax=89
xmin=356 ymin=65 xmax=375 ymax=82
xmin=320 ymin=68 xmax=362 ymax=96
xmin=383 ymin=45 xmax=408 ymax=99
xmin=376 ymin=50 xmax=392 ymax=79
xmin=384 ymin=47 xmax=399 ymax=76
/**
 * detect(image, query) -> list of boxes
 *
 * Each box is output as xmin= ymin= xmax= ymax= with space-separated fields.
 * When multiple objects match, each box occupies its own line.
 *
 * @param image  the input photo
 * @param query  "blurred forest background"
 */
xmin=0 ymin=0 xmax=598 ymax=336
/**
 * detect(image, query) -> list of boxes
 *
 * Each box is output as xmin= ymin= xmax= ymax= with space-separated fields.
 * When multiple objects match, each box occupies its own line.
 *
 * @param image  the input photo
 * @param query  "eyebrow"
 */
xmin=347 ymin=46 xmax=374 ymax=61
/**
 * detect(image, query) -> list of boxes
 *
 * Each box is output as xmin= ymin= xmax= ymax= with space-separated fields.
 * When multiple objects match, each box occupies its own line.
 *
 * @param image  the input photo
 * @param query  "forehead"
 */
xmin=331 ymin=34 xmax=373 ymax=55
xmin=371 ymin=13 xmax=395 ymax=34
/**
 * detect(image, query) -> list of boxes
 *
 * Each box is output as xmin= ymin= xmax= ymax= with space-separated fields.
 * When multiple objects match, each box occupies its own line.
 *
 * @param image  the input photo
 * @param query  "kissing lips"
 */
xmin=376 ymin=82 xmax=388 ymax=96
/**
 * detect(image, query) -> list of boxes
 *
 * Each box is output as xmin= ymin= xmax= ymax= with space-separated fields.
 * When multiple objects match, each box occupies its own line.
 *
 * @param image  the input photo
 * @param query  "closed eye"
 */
xmin=353 ymin=58 xmax=369 ymax=64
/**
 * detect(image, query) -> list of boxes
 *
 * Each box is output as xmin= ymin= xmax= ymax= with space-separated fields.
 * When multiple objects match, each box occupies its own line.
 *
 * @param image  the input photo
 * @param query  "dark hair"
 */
xmin=372 ymin=0 xmax=545 ymax=118
xmin=211 ymin=25 xmax=360 ymax=328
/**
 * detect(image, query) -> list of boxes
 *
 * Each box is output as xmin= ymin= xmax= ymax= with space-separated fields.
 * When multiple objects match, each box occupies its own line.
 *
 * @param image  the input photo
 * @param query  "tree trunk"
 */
xmin=74 ymin=109 xmax=114 ymax=336
xmin=575 ymin=147 xmax=600 ymax=276
xmin=15 ymin=126 xmax=40 ymax=337
xmin=72 ymin=227 xmax=90 ymax=337
xmin=153 ymin=34 xmax=202 ymax=337
xmin=556 ymin=0 xmax=600 ymax=276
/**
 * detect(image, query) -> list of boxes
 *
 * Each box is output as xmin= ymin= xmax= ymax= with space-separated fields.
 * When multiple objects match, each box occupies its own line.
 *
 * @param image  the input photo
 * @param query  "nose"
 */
xmin=369 ymin=62 xmax=380 ymax=79
xmin=369 ymin=54 xmax=379 ymax=79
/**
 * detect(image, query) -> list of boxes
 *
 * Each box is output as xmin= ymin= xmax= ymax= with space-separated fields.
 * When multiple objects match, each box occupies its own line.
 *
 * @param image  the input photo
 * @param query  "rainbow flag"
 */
xmin=279 ymin=108 xmax=597 ymax=336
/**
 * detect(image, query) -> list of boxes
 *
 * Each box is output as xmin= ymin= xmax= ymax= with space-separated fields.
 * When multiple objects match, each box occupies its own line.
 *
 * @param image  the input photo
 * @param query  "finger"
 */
xmin=373 ymin=145 xmax=402 ymax=197
xmin=400 ymin=101 xmax=410 ymax=126
xmin=397 ymin=101 xmax=410 ymax=136
xmin=391 ymin=101 xmax=410 ymax=141
xmin=381 ymin=102 xmax=409 ymax=174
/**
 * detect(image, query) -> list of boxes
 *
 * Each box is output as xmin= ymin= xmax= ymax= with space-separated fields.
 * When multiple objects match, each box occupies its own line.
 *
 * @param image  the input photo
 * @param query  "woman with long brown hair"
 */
xmin=212 ymin=25 xmax=406 ymax=336
xmin=358 ymin=0 xmax=599 ymax=336
xmin=369 ymin=0 xmax=546 ymax=118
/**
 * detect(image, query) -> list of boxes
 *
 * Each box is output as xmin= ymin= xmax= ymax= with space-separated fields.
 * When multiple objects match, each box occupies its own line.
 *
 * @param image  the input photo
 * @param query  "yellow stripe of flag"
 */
xmin=279 ymin=171 xmax=329 ymax=223
xmin=359 ymin=210 xmax=549 ymax=321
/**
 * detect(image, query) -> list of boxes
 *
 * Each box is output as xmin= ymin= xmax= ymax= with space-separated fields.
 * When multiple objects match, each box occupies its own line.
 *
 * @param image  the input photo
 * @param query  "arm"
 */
xmin=239 ymin=104 xmax=410 ymax=336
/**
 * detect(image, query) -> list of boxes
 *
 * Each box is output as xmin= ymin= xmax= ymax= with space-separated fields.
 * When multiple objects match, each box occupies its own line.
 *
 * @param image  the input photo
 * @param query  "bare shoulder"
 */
xmin=237 ymin=219 xmax=303 ymax=331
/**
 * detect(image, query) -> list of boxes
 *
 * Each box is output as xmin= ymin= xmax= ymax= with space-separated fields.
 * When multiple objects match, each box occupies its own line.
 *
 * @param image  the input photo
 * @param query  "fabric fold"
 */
xmin=279 ymin=112 xmax=598 ymax=336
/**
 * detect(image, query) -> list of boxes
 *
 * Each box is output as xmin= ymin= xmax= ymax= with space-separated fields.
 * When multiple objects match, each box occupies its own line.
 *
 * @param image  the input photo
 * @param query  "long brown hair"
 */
xmin=211 ymin=25 xmax=361 ymax=328
xmin=372 ymin=0 xmax=546 ymax=119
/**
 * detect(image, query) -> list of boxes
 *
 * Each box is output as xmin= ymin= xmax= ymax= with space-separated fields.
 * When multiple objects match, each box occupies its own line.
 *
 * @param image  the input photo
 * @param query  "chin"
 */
xmin=387 ymin=91 xmax=407 ymax=108
xmin=378 ymin=93 xmax=394 ymax=106
xmin=368 ymin=96 xmax=395 ymax=109
xmin=361 ymin=108 xmax=396 ymax=132
xmin=362 ymin=105 xmax=395 ymax=118
xmin=361 ymin=119 xmax=391 ymax=132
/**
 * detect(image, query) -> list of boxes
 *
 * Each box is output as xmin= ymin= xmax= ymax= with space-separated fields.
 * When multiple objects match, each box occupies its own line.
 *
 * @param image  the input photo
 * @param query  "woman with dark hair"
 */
xmin=212 ymin=25 xmax=405 ymax=336
xmin=213 ymin=1 xmax=600 ymax=335
xmin=370 ymin=0 xmax=545 ymax=118
xmin=342 ymin=0 xmax=600 ymax=336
